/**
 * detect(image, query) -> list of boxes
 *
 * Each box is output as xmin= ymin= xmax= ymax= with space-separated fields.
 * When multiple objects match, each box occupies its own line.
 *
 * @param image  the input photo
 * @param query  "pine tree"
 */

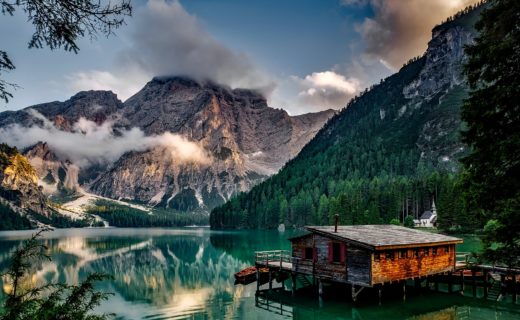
xmin=462 ymin=0 xmax=520 ymax=267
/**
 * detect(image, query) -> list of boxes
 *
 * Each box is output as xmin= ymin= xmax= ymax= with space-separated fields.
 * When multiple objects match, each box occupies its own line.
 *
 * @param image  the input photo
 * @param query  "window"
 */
xmin=332 ymin=243 xmax=341 ymax=262
xmin=432 ymin=247 xmax=438 ymax=256
xmin=445 ymin=246 xmax=450 ymax=253
xmin=424 ymin=248 xmax=429 ymax=256
xmin=304 ymin=247 xmax=314 ymax=260
xmin=399 ymin=250 xmax=407 ymax=259
xmin=385 ymin=251 xmax=394 ymax=260
xmin=374 ymin=252 xmax=380 ymax=261
xmin=414 ymin=249 xmax=420 ymax=258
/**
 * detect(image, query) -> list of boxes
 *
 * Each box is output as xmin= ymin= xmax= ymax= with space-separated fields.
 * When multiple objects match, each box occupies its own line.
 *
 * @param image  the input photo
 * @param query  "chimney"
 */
xmin=334 ymin=214 xmax=339 ymax=233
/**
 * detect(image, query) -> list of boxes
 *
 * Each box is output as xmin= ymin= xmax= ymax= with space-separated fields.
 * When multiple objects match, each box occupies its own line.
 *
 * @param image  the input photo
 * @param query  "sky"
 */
xmin=0 ymin=0 xmax=479 ymax=115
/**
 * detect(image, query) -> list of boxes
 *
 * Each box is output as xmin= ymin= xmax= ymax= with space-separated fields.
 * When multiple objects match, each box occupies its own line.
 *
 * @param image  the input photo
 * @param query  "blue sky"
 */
xmin=0 ymin=0 xmax=477 ymax=114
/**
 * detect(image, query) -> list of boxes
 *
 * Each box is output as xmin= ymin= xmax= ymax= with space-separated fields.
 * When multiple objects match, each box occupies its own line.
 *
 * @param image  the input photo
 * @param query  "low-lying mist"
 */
xmin=0 ymin=109 xmax=211 ymax=168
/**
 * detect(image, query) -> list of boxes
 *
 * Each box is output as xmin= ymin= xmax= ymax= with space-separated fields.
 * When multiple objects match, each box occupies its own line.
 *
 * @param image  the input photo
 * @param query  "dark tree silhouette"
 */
xmin=0 ymin=0 xmax=132 ymax=103
xmin=462 ymin=0 xmax=520 ymax=268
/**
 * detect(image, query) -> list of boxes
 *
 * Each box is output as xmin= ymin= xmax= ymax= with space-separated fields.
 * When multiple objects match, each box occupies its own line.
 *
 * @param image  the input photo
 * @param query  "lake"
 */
xmin=0 ymin=228 xmax=518 ymax=319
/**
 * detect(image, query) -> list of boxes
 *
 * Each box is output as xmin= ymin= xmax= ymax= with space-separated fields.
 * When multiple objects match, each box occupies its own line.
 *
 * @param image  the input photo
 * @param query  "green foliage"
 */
xmin=390 ymin=219 xmax=400 ymax=226
xmin=0 ymin=203 xmax=32 ymax=230
xmin=87 ymin=200 xmax=208 ymax=227
xmin=461 ymin=0 xmax=520 ymax=267
xmin=0 ymin=230 xmax=114 ymax=319
xmin=30 ymin=210 xmax=91 ymax=228
xmin=404 ymin=216 xmax=415 ymax=228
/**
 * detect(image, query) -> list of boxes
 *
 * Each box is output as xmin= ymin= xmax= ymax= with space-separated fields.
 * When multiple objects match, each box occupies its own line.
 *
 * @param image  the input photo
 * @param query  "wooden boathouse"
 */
xmin=255 ymin=224 xmax=464 ymax=301
xmin=289 ymin=225 xmax=462 ymax=287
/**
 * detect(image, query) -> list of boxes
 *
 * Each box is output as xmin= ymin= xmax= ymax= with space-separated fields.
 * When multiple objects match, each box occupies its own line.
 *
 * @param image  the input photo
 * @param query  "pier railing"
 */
xmin=255 ymin=250 xmax=291 ymax=268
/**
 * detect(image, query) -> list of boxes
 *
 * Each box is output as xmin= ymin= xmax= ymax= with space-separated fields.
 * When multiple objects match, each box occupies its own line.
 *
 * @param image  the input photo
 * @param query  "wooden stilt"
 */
xmin=472 ymin=269 xmax=477 ymax=297
xmin=378 ymin=286 xmax=382 ymax=306
xmin=500 ymin=274 xmax=506 ymax=301
xmin=403 ymin=281 xmax=406 ymax=301
xmin=448 ymin=272 xmax=453 ymax=293
xmin=512 ymin=274 xmax=517 ymax=303
xmin=256 ymin=268 xmax=260 ymax=291
xmin=460 ymin=271 xmax=465 ymax=294
xmin=318 ymin=278 xmax=323 ymax=297
xmin=483 ymin=270 xmax=489 ymax=299
xmin=269 ymin=270 xmax=273 ymax=291
xmin=291 ymin=274 xmax=296 ymax=296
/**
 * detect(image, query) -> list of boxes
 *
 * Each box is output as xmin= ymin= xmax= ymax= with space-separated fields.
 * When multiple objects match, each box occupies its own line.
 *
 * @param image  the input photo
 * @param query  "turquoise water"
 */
xmin=0 ymin=228 xmax=517 ymax=319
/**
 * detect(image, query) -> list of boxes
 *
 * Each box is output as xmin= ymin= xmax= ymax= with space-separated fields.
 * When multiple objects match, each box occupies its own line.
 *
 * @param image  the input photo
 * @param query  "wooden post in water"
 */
xmin=402 ymin=281 xmax=406 ymax=301
xmin=483 ymin=270 xmax=489 ymax=299
xmin=460 ymin=271 xmax=465 ymax=294
xmin=318 ymin=278 xmax=323 ymax=297
xmin=512 ymin=273 xmax=517 ymax=303
xmin=448 ymin=272 xmax=453 ymax=293
xmin=256 ymin=268 xmax=260 ymax=292
xmin=472 ymin=269 xmax=477 ymax=297
xmin=269 ymin=269 xmax=273 ymax=291
xmin=378 ymin=285 xmax=382 ymax=306
xmin=291 ymin=274 xmax=296 ymax=296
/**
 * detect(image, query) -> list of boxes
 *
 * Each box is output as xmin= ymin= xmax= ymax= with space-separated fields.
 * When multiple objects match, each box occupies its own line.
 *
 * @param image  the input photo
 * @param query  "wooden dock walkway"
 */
xmin=255 ymin=250 xmax=293 ymax=271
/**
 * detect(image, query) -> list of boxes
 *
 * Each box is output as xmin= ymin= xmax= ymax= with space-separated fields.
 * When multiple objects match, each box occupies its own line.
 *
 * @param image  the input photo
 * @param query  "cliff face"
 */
xmin=0 ymin=144 xmax=48 ymax=216
xmin=0 ymin=78 xmax=334 ymax=213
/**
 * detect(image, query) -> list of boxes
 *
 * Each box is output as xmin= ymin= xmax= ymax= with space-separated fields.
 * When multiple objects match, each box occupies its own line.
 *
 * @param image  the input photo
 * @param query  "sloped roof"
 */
xmin=303 ymin=225 xmax=462 ymax=250
xmin=420 ymin=210 xmax=435 ymax=219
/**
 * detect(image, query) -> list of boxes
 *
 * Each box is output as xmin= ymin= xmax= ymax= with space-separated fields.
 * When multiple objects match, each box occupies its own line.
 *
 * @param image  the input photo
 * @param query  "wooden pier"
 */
xmin=251 ymin=248 xmax=520 ymax=303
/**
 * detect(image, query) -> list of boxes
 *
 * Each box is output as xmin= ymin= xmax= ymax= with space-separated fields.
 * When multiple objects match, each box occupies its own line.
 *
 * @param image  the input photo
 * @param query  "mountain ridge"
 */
xmin=0 ymin=77 xmax=334 ymax=220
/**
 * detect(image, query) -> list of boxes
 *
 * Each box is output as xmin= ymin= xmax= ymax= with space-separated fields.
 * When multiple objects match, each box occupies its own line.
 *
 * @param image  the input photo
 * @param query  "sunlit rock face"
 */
xmin=0 ymin=77 xmax=334 ymax=213
xmin=0 ymin=144 xmax=48 ymax=216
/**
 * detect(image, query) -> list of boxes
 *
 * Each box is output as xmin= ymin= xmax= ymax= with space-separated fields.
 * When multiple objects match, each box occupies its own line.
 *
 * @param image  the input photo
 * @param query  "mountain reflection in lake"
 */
xmin=0 ymin=228 xmax=518 ymax=320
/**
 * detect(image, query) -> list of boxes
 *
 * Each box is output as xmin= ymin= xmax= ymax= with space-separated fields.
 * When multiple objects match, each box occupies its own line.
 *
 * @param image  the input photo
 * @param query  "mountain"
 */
xmin=0 ymin=77 xmax=334 ymax=217
xmin=210 ymin=5 xmax=486 ymax=230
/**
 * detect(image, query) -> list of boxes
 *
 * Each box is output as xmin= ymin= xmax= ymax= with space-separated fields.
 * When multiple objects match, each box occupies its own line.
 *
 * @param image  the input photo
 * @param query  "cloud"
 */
xmin=0 ymin=109 xmax=211 ymax=167
xmin=292 ymin=71 xmax=361 ymax=110
xmin=345 ymin=0 xmax=480 ymax=70
xmin=67 ymin=0 xmax=275 ymax=101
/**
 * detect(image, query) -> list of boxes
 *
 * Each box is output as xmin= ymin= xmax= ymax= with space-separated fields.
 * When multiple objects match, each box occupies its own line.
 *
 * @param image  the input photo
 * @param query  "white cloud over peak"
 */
xmin=67 ymin=0 xmax=275 ymax=101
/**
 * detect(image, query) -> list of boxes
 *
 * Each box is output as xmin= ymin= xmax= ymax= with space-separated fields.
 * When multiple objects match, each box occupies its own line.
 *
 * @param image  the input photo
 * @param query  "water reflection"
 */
xmin=0 ymin=229 xmax=517 ymax=320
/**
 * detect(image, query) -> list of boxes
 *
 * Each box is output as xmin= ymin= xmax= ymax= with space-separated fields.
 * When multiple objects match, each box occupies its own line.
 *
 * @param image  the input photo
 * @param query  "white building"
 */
xmin=414 ymin=200 xmax=437 ymax=228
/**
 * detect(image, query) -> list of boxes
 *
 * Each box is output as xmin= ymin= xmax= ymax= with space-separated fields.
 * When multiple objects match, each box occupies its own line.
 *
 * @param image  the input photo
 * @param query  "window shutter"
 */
xmin=313 ymin=247 xmax=317 ymax=261
xmin=340 ymin=243 xmax=346 ymax=263
xmin=328 ymin=242 xmax=333 ymax=262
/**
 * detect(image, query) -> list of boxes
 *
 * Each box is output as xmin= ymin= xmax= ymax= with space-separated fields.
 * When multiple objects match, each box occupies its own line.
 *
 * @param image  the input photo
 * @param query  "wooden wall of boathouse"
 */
xmin=290 ymin=234 xmax=372 ymax=286
xmin=371 ymin=244 xmax=456 ymax=285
